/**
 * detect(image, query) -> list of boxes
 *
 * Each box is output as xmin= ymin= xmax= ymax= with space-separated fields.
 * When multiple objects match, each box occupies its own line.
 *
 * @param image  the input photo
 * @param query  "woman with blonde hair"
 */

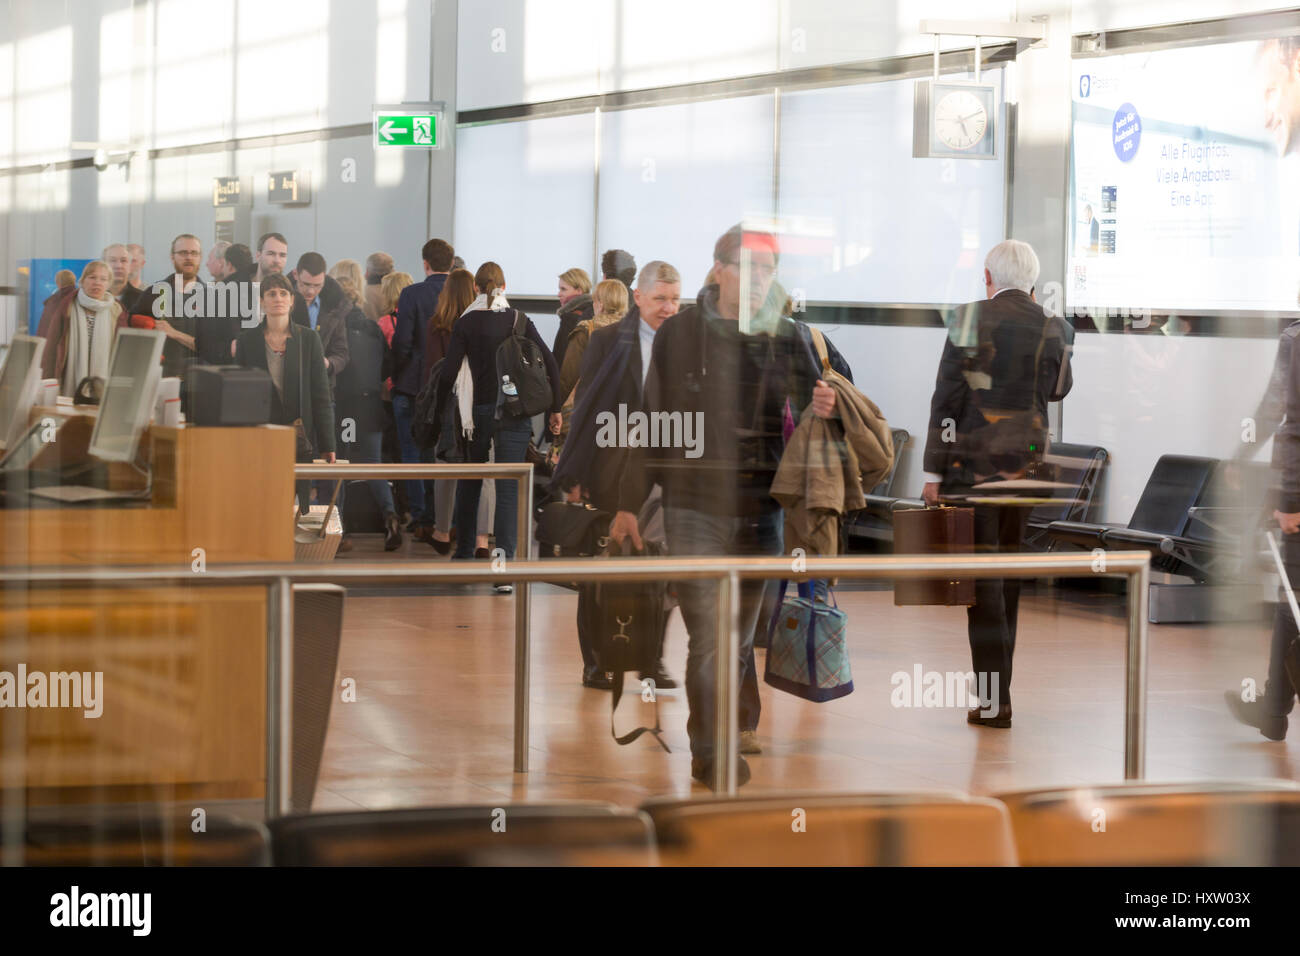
xmin=36 ymin=260 xmax=122 ymax=396
xmin=330 ymin=259 xmax=366 ymax=308
xmin=377 ymin=271 xmax=413 ymax=349
xmin=552 ymin=267 xmax=593 ymax=368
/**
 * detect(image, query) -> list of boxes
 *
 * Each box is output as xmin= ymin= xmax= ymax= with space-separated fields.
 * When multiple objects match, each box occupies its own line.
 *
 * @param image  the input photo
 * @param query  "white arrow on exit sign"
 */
xmin=379 ymin=119 xmax=404 ymax=142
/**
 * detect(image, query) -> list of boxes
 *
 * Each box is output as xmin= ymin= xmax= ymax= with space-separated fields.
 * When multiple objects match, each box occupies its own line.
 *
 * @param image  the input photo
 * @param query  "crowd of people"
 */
xmin=33 ymin=223 xmax=1079 ymax=788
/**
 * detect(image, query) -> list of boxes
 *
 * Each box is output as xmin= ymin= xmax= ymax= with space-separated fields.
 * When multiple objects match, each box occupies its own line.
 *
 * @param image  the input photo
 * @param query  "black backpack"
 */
xmin=495 ymin=310 xmax=552 ymax=418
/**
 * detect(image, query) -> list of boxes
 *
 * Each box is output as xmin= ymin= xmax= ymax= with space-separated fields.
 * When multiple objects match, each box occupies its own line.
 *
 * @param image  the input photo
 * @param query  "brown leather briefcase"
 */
xmin=893 ymin=506 xmax=976 ymax=606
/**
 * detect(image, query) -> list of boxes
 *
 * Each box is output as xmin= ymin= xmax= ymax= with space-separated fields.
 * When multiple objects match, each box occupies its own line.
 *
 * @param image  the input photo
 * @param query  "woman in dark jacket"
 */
xmin=235 ymin=273 xmax=335 ymax=513
xmin=435 ymin=262 xmax=562 ymax=579
xmin=334 ymin=275 xmax=401 ymax=550
xmin=551 ymin=267 xmax=593 ymax=369
xmin=423 ymin=268 xmax=477 ymax=554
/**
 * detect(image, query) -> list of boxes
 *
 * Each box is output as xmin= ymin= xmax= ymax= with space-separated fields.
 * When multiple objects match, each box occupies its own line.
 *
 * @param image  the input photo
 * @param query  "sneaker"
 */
xmin=690 ymin=755 xmax=751 ymax=789
xmin=739 ymin=730 xmax=762 ymax=755
xmin=1223 ymin=690 xmax=1288 ymax=741
xmin=494 ymin=583 xmax=514 ymax=595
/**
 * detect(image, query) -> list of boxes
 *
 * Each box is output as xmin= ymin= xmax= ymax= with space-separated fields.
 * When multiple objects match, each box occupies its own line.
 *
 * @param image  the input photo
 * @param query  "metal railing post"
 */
xmin=1125 ymin=560 xmax=1151 ymax=780
xmin=265 ymin=576 xmax=294 ymax=818
xmin=514 ymin=469 xmax=533 ymax=773
xmin=712 ymin=571 xmax=741 ymax=795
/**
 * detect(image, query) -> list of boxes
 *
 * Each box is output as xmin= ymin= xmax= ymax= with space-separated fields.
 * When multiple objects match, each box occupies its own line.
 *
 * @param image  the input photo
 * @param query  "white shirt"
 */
xmin=638 ymin=316 xmax=656 ymax=388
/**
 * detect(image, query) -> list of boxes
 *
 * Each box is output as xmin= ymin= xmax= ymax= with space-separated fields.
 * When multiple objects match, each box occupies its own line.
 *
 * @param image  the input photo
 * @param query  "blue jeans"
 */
xmin=664 ymin=505 xmax=783 ymax=761
xmin=453 ymin=404 xmax=533 ymax=559
xmin=391 ymin=393 xmax=429 ymax=524
xmin=339 ymin=428 xmax=395 ymax=526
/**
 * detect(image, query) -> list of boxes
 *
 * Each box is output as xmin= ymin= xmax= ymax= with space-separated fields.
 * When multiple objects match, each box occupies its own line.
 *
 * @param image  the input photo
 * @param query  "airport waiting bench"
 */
xmin=16 ymin=781 xmax=1300 ymax=865
xmin=1044 ymin=454 xmax=1274 ymax=621
xmin=994 ymin=780 xmax=1300 ymax=866
xmin=1045 ymin=454 xmax=1218 ymax=576
xmin=844 ymin=428 xmax=910 ymax=545
xmin=20 ymin=807 xmax=272 ymax=866
xmin=848 ymin=439 xmax=1109 ymax=554
xmin=268 ymin=803 xmax=656 ymax=866
xmin=640 ymin=791 xmax=1017 ymax=866
xmin=1023 ymin=442 xmax=1110 ymax=550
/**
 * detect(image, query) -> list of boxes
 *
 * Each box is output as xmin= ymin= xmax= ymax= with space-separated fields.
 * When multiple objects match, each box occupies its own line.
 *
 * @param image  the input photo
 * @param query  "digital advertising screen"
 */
xmin=1068 ymin=37 xmax=1300 ymax=315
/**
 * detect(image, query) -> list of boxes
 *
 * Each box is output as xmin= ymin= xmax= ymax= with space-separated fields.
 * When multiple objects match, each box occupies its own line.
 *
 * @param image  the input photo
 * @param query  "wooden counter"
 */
xmin=1 ymin=421 xmax=295 ymax=804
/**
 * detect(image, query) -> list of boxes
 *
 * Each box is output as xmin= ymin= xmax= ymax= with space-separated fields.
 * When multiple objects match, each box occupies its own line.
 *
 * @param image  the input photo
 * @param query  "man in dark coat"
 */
xmin=290 ymin=252 xmax=350 ymax=389
xmin=129 ymin=233 xmax=205 ymax=381
xmin=561 ymin=261 xmax=682 ymax=691
xmin=921 ymin=239 xmax=1075 ymax=729
xmin=608 ymin=226 xmax=839 ymax=788
xmin=335 ymin=297 xmax=401 ymax=550
xmin=391 ymin=237 xmax=453 ymax=540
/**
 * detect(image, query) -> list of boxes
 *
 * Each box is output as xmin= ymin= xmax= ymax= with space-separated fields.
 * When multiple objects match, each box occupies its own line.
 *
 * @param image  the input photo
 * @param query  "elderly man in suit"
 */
xmin=561 ymin=260 xmax=683 ymax=692
xmin=921 ymin=239 xmax=1075 ymax=729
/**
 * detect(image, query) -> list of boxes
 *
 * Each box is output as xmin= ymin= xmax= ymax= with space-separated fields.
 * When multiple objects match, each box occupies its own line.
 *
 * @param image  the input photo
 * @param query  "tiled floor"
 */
xmin=313 ymin=571 xmax=1300 ymax=810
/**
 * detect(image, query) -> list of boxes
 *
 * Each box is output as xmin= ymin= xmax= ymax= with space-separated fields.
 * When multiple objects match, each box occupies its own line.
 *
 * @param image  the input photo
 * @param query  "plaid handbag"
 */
xmin=763 ymin=581 xmax=853 ymax=702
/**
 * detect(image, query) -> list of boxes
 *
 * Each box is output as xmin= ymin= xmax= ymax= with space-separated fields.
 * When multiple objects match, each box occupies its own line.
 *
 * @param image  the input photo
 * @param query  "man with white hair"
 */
xmin=921 ymin=239 xmax=1074 ymax=729
xmin=207 ymin=240 xmax=232 ymax=281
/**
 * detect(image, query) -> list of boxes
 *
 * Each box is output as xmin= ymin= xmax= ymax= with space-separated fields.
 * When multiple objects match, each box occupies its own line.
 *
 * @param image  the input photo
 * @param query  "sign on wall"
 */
xmin=268 ymin=170 xmax=311 ymax=205
xmin=373 ymin=106 xmax=446 ymax=149
xmin=212 ymin=176 xmax=243 ymax=207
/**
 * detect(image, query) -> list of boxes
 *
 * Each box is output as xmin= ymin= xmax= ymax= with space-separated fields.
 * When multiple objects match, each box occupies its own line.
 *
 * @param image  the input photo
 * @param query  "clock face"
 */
xmin=934 ymin=90 xmax=989 ymax=151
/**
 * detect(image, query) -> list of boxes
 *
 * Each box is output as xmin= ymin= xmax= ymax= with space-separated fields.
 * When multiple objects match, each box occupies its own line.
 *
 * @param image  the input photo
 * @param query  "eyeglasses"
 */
xmin=723 ymin=260 xmax=776 ymax=279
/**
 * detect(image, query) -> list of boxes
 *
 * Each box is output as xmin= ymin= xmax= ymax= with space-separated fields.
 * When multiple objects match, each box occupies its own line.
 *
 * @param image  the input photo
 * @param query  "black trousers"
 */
xmin=1266 ymin=529 xmax=1300 ymax=716
xmin=967 ymin=503 xmax=1031 ymax=707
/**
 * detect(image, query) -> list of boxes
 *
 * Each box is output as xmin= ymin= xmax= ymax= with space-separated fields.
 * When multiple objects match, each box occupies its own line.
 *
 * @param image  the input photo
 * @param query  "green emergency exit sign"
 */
xmin=374 ymin=111 xmax=442 ymax=148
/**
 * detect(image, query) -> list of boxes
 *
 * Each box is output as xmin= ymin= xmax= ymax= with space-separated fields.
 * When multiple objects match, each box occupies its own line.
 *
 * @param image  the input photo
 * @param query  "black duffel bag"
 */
xmin=592 ymin=539 xmax=670 ymax=752
xmin=535 ymin=500 xmax=610 ymax=558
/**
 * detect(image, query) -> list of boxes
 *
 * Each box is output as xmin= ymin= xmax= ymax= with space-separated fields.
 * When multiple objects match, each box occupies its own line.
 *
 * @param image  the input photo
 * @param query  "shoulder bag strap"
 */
xmin=610 ymin=671 xmax=670 ymax=752
xmin=809 ymin=325 xmax=831 ymax=373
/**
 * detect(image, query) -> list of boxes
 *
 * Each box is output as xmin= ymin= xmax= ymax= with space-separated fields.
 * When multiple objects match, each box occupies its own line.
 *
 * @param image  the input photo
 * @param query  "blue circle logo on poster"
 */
xmin=1113 ymin=103 xmax=1141 ymax=162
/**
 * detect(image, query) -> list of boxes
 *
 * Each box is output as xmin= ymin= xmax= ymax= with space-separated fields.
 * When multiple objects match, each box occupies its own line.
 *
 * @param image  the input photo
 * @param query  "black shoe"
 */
xmin=1224 ymin=690 xmax=1288 ymax=741
xmin=582 ymin=670 xmax=613 ymax=690
xmin=383 ymin=514 xmax=403 ymax=552
xmin=475 ymin=547 xmax=491 ymax=559
xmin=638 ymin=665 xmax=677 ymax=689
xmin=691 ymin=755 xmax=751 ymax=789
xmin=967 ymin=704 xmax=1012 ymax=728
xmin=427 ymin=533 xmax=451 ymax=555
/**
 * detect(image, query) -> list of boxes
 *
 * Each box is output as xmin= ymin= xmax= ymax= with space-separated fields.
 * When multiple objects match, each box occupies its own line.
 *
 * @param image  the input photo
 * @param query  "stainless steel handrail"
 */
xmin=3 ymin=550 xmax=1151 ymax=808
xmin=293 ymin=461 xmax=535 ymax=777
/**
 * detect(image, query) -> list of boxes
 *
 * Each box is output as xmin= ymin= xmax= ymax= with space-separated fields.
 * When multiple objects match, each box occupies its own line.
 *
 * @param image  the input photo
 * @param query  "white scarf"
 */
xmin=65 ymin=290 xmax=115 ymax=395
xmin=454 ymin=289 xmax=512 ymax=437
xmin=460 ymin=289 xmax=510 ymax=317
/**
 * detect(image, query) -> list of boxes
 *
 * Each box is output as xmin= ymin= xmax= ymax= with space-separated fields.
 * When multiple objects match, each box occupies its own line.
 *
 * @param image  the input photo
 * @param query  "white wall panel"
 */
xmin=597 ymin=94 xmax=774 ymax=295
xmin=454 ymin=112 xmax=596 ymax=294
